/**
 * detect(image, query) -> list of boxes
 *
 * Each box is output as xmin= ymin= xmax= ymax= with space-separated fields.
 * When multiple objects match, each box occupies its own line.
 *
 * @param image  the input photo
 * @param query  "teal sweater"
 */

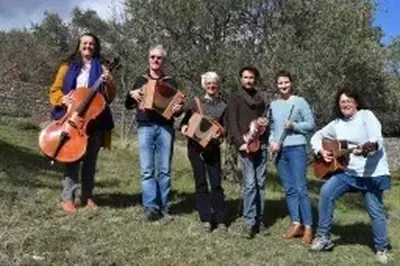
xmin=269 ymin=95 xmax=315 ymax=147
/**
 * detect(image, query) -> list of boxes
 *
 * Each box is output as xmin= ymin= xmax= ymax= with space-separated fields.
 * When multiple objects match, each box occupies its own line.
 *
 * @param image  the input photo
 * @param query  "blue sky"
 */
xmin=375 ymin=0 xmax=400 ymax=44
xmin=0 ymin=0 xmax=398 ymax=44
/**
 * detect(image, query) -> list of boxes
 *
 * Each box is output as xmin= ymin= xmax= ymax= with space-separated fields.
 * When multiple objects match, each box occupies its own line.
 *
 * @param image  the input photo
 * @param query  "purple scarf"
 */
xmin=51 ymin=58 xmax=104 ymax=120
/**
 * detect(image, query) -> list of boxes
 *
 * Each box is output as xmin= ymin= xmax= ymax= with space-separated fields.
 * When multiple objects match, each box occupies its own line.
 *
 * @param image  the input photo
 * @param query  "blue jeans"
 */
xmin=317 ymin=173 xmax=389 ymax=251
xmin=239 ymin=144 xmax=267 ymax=228
xmin=276 ymin=145 xmax=313 ymax=226
xmin=137 ymin=124 xmax=174 ymax=213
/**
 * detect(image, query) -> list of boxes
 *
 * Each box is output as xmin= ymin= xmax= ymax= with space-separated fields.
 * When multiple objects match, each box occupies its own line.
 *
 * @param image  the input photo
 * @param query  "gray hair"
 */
xmin=149 ymin=44 xmax=167 ymax=57
xmin=201 ymin=71 xmax=220 ymax=88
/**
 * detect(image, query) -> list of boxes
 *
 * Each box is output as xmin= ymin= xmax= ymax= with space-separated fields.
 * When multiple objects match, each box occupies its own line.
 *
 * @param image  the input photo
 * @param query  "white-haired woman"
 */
xmin=180 ymin=71 xmax=227 ymax=232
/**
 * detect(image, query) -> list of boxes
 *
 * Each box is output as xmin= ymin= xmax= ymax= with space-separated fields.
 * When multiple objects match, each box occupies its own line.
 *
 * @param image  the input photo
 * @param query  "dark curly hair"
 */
xmin=239 ymin=66 xmax=260 ymax=81
xmin=334 ymin=87 xmax=367 ymax=119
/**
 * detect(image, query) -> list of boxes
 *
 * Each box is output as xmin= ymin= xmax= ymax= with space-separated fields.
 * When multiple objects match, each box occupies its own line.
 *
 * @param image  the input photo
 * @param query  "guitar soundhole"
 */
xmin=193 ymin=119 xmax=213 ymax=142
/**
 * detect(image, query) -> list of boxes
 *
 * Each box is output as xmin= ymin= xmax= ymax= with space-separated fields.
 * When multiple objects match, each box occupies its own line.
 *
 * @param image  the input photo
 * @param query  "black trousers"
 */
xmin=187 ymin=140 xmax=226 ymax=224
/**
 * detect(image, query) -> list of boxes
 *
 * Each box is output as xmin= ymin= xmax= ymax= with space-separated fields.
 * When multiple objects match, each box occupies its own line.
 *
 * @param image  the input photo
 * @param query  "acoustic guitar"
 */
xmin=313 ymin=138 xmax=377 ymax=180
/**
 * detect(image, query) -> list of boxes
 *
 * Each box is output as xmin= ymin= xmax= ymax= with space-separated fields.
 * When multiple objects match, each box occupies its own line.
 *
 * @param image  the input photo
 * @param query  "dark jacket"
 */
xmin=125 ymin=74 xmax=179 ymax=126
xmin=227 ymin=87 xmax=268 ymax=148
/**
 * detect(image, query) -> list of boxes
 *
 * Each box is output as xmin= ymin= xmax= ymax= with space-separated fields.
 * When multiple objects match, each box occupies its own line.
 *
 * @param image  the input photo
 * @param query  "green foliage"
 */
xmin=0 ymin=0 xmax=398 ymax=135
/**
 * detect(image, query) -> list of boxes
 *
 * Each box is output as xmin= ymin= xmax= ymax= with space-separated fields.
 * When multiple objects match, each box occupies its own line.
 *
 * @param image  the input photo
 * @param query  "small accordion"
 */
xmin=139 ymin=79 xmax=185 ymax=119
xmin=185 ymin=112 xmax=224 ymax=148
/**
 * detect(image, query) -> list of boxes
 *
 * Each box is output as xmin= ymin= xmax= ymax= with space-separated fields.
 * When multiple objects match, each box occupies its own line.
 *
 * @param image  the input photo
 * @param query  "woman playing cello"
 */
xmin=48 ymin=33 xmax=116 ymax=213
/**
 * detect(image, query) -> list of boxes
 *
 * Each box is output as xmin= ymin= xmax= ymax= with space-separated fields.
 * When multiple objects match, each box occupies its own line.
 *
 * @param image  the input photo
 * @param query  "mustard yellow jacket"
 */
xmin=49 ymin=63 xmax=116 ymax=148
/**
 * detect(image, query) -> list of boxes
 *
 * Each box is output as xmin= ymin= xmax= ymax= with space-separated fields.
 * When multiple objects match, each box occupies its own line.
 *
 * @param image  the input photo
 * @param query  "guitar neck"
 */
xmin=335 ymin=147 xmax=355 ymax=158
xmin=75 ymin=59 xmax=119 ymax=116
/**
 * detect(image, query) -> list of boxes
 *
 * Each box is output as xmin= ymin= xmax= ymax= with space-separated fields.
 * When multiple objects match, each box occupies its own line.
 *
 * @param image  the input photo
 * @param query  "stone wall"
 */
xmin=1 ymin=81 xmax=400 ymax=172
xmin=0 ymin=80 xmax=128 ymax=123
xmin=383 ymin=138 xmax=400 ymax=172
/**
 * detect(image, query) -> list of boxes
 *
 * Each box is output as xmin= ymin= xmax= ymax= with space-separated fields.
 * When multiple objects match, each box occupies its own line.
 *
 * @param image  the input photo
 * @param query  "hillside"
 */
xmin=0 ymin=114 xmax=399 ymax=265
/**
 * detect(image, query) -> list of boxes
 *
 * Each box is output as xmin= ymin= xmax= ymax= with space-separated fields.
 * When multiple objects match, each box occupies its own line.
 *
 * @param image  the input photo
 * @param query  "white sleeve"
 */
xmin=310 ymin=120 xmax=337 ymax=154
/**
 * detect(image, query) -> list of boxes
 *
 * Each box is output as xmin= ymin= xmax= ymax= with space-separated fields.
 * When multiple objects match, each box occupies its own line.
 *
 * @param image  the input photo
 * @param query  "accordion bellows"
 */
xmin=186 ymin=112 xmax=223 ymax=148
xmin=139 ymin=79 xmax=185 ymax=119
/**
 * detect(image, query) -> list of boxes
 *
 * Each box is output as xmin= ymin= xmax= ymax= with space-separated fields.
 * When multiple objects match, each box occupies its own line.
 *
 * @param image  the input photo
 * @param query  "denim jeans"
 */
xmin=276 ymin=144 xmax=313 ymax=226
xmin=317 ymin=173 xmax=389 ymax=251
xmin=137 ymin=123 xmax=174 ymax=213
xmin=61 ymin=130 xmax=103 ymax=201
xmin=239 ymin=144 xmax=267 ymax=228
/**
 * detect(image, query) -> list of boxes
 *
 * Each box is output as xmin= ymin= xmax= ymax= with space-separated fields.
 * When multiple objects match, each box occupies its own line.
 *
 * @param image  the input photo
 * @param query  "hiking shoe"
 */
xmin=162 ymin=212 xmax=174 ymax=223
xmin=143 ymin=208 xmax=161 ymax=221
xmin=310 ymin=236 xmax=334 ymax=251
xmin=375 ymin=250 xmax=388 ymax=265
xmin=257 ymin=224 xmax=271 ymax=236
xmin=242 ymin=225 xmax=256 ymax=239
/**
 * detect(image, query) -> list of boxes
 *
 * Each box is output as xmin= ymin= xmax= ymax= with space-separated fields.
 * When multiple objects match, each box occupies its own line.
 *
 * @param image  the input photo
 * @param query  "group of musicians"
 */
xmin=48 ymin=33 xmax=391 ymax=264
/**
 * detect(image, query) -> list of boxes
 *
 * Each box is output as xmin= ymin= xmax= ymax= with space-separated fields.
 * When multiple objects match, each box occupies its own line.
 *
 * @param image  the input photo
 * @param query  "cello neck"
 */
xmin=75 ymin=58 xmax=120 ymax=116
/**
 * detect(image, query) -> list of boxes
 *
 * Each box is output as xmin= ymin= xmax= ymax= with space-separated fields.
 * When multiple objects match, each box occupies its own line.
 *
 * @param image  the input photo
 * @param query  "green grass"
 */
xmin=0 ymin=119 xmax=399 ymax=266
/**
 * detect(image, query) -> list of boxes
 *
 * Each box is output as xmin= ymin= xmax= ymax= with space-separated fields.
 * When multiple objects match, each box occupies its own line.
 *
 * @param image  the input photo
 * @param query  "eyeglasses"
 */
xmin=339 ymin=99 xmax=356 ymax=105
xmin=150 ymin=55 xmax=163 ymax=60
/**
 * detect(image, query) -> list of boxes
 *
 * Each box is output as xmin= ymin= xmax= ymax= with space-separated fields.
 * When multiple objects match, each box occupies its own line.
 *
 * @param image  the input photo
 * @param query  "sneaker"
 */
xmin=215 ymin=223 xmax=228 ymax=233
xmin=143 ymin=208 xmax=162 ymax=221
xmin=162 ymin=212 xmax=174 ymax=223
xmin=62 ymin=201 xmax=77 ymax=214
xmin=202 ymin=222 xmax=212 ymax=232
xmin=310 ymin=236 xmax=334 ymax=251
xmin=375 ymin=250 xmax=388 ymax=265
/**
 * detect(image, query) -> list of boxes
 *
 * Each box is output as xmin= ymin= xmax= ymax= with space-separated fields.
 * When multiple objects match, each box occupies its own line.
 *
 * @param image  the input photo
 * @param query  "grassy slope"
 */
xmin=0 ymin=120 xmax=399 ymax=266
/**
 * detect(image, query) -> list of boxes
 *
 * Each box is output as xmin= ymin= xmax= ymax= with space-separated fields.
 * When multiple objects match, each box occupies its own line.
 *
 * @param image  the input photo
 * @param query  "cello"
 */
xmin=38 ymin=58 xmax=119 ymax=164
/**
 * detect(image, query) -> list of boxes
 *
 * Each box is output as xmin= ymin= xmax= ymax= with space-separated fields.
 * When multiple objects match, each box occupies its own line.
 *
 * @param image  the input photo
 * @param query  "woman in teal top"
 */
xmin=269 ymin=70 xmax=315 ymax=244
xmin=310 ymin=87 xmax=391 ymax=265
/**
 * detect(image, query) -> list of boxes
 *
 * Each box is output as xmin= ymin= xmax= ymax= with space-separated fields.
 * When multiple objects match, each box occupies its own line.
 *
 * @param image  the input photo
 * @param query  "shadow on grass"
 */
xmin=95 ymin=178 xmax=122 ymax=189
xmin=170 ymin=190 xmax=196 ymax=215
xmin=332 ymin=222 xmax=375 ymax=251
xmin=94 ymin=192 xmax=142 ymax=208
xmin=224 ymin=197 xmax=290 ymax=228
xmin=0 ymin=139 xmax=63 ymax=190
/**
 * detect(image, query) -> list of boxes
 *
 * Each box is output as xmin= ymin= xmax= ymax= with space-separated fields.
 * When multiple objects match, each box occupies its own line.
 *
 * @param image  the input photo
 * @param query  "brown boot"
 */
xmin=282 ymin=224 xmax=304 ymax=239
xmin=62 ymin=201 xmax=77 ymax=214
xmin=301 ymin=227 xmax=313 ymax=244
xmin=86 ymin=199 xmax=100 ymax=212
